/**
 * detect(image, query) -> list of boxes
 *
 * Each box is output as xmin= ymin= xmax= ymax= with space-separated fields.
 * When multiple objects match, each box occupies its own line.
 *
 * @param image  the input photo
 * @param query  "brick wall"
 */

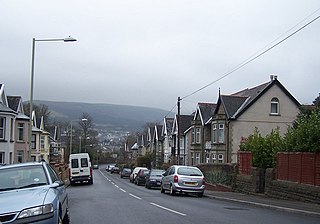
xmin=237 ymin=151 xmax=252 ymax=175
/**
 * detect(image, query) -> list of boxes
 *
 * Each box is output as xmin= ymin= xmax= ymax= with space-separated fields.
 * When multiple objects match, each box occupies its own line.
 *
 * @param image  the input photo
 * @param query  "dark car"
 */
xmin=145 ymin=169 xmax=165 ymax=189
xmin=0 ymin=162 xmax=70 ymax=224
xmin=134 ymin=169 xmax=149 ymax=186
xmin=110 ymin=167 xmax=120 ymax=174
xmin=120 ymin=168 xmax=131 ymax=178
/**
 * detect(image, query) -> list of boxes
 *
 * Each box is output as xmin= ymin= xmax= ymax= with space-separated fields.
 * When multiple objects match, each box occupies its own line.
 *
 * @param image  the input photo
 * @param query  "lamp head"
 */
xmin=64 ymin=36 xmax=77 ymax=42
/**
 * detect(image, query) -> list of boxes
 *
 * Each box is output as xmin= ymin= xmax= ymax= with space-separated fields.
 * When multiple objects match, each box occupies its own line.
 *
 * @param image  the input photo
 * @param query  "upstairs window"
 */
xmin=195 ymin=127 xmax=201 ymax=143
xmin=212 ymin=124 xmax=217 ymax=143
xmin=18 ymin=123 xmax=24 ymax=141
xmin=40 ymin=135 xmax=45 ymax=149
xmin=270 ymin=97 xmax=279 ymax=115
xmin=0 ymin=117 xmax=5 ymax=140
xmin=191 ymin=128 xmax=195 ymax=144
xmin=218 ymin=124 xmax=225 ymax=143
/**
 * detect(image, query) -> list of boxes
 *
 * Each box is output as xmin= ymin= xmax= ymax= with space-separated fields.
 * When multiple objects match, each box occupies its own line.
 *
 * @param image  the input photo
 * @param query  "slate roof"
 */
xmin=216 ymin=78 xmax=300 ymax=120
xmin=164 ymin=117 xmax=174 ymax=135
xmin=179 ymin=115 xmax=193 ymax=133
xmin=197 ymin=102 xmax=216 ymax=124
xmin=7 ymin=96 xmax=21 ymax=112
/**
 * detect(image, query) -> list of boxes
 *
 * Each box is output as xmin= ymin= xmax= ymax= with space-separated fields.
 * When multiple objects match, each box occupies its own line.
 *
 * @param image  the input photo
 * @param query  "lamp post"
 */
xmin=28 ymin=36 xmax=77 ymax=162
xmin=81 ymin=118 xmax=88 ymax=153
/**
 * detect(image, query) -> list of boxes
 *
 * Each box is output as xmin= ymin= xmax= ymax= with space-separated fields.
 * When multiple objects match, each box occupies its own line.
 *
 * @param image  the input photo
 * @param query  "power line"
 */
xmin=181 ymin=13 xmax=320 ymax=100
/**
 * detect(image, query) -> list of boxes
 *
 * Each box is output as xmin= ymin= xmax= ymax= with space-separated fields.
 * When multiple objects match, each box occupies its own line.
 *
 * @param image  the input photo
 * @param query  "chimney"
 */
xmin=270 ymin=74 xmax=278 ymax=81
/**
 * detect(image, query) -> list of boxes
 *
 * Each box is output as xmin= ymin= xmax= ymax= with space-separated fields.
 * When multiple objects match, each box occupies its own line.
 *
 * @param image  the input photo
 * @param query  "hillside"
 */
xmin=34 ymin=100 xmax=172 ymax=131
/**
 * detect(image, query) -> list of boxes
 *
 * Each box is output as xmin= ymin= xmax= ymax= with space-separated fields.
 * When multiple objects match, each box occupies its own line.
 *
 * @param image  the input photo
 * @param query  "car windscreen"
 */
xmin=151 ymin=170 xmax=165 ymax=177
xmin=0 ymin=166 xmax=48 ymax=191
xmin=177 ymin=167 xmax=202 ymax=176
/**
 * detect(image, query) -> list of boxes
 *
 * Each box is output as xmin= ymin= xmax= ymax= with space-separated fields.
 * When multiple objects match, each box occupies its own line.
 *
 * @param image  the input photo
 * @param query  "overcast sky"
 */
xmin=1 ymin=0 xmax=319 ymax=114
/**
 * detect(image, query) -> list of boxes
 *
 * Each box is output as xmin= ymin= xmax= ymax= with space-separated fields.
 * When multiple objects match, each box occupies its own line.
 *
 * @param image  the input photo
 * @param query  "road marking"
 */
xmin=129 ymin=193 xmax=142 ymax=200
xmin=119 ymin=188 xmax=126 ymax=192
xmin=150 ymin=203 xmax=186 ymax=216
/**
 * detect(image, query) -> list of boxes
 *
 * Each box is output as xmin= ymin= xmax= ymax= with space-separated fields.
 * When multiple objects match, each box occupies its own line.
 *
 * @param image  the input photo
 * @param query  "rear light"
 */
xmin=90 ymin=166 xmax=93 ymax=177
xmin=174 ymin=175 xmax=178 ymax=183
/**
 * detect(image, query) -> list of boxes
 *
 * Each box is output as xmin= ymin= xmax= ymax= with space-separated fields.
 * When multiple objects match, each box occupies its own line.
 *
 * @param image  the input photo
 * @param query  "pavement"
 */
xmin=204 ymin=190 xmax=320 ymax=218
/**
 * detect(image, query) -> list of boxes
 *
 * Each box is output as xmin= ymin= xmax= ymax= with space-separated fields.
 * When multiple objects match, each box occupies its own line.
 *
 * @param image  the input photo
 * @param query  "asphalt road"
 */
xmin=67 ymin=167 xmax=320 ymax=224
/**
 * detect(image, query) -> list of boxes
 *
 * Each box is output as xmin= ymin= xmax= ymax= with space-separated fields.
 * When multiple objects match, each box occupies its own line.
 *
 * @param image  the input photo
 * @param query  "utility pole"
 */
xmin=177 ymin=97 xmax=181 ymax=165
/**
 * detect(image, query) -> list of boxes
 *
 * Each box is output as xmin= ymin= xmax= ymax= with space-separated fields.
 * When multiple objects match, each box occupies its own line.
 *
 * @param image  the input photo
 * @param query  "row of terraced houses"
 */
xmin=0 ymin=84 xmax=63 ymax=165
xmin=128 ymin=75 xmax=301 ymax=167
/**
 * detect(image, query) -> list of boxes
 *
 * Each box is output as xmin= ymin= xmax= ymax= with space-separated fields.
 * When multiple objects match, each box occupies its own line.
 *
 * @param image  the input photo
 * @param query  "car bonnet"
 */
xmin=0 ymin=187 xmax=50 ymax=214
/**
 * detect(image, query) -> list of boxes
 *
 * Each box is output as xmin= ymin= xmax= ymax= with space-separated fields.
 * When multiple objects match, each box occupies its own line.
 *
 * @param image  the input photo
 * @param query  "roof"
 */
xmin=7 ymin=96 xmax=21 ymax=112
xmin=195 ymin=102 xmax=216 ymax=125
xmin=216 ymin=78 xmax=300 ymax=119
xmin=174 ymin=114 xmax=193 ymax=134
xmin=163 ymin=117 xmax=174 ymax=135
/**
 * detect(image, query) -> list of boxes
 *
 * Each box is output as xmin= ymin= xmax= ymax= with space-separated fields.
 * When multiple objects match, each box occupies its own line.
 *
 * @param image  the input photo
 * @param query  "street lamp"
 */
xmin=28 ymin=36 xmax=77 ymax=162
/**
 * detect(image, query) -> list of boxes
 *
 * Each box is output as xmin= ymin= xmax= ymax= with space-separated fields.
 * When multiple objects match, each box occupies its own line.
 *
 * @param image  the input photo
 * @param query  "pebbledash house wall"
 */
xmin=229 ymin=85 xmax=300 ymax=163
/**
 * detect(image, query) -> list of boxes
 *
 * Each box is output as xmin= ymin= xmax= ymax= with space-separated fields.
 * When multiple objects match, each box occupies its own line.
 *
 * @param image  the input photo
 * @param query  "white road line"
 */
xmin=129 ymin=193 xmax=142 ymax=200
xmin=150 ymin=203 xmax=186 ymax=216
xmin=119 ymin=188 xmax=126 ymax=192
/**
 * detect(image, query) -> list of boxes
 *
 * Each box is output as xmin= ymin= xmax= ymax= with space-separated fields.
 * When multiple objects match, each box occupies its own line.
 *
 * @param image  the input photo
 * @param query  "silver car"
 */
xmin=161 ymin=165 xmax=205 ymax=197
xmin=0 ymin=162 xmax=69 ymax=224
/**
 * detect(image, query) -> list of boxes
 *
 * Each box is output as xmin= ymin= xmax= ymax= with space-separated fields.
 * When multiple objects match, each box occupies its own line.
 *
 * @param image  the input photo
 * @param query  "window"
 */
xmin=40 ymin=136 xmax=45 ymax=149
xmin=18 ymin=123 xmax=24 ymax=141
xmin=218 ymin=154 xmax=224 ymax=163
xmin=31 ymin=134 xmax=36 ymax=149
xmin=71 ymin=159 xmax=79 ymax=168
xmin=17 ymin=150 xmax=24 ymax=163
xmin=213 ymin=124 xmax=217 ymax=143
xmin=271 ymin=97 xmax=279 ymax=114
xmin=191 ymin=152 xmax=194 ymax=165
xmin=81 ymin=158 xmax=89 ymax=167
xmin=191 ymin=128 xmax=195 ymax=144
xmin=195 ymin=127 xmax=201 ymax=143
xmin=0 ymin=117 xmax=5 ymax=140
xmin=212 ymin=154 xmax=217 ymax=163
xmin=10 ymin=118 xmax=14 ymax=141
xmin=0 ymin=152 xmax=4 ymax=163
xmin=206 ymin=154 xmax=210 ymax=163
xmin=218 ymin=124 xmax=224 ymax=143
xmin=195 ymin=153 xmax=200 ymax=165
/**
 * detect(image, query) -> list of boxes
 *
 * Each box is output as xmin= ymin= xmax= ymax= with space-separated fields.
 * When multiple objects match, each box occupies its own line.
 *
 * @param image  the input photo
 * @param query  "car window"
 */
xmin=168 ymin=167 xmax=175 ymax=175
xmin=71 ymin=159 xmax=79 ymax=168
xmin=46 ymin=164 xmax=60 ymax=183
xmin=0 ymin=165 xmax=48 ymax=191
xmin=81 ymin=158 xmax=88 ymax=167
xmin=177 ymin=167 xmax=202 ymax=176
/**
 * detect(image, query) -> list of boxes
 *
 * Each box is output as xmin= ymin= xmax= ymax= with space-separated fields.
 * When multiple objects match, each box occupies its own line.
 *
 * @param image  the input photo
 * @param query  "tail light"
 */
xmin=90 ymin=166 xmax=93 ymax=177
xmin=174 ymin=175 xmax=178 ymax=183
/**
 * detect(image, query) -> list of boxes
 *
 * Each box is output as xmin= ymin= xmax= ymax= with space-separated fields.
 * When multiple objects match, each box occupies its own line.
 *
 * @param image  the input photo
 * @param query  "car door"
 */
xmin=162 ymin=167 xmax=174 ymax=190
xmin=46 ymin=164 xmax=68 ymax=216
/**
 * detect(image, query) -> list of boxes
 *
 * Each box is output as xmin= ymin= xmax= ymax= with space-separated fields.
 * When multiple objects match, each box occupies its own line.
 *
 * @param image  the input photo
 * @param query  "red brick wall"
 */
xmin=237 ymin=151 xmax=252 ymax=175
xmin=276 ymin=152 xmax=320 ymax=186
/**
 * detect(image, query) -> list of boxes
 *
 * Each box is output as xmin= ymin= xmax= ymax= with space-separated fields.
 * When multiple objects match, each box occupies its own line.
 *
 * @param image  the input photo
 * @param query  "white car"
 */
xmin=130 ymin=167 xmax=148 ymax=183
xmin=69 ymin=153 xmax=93 ymax=185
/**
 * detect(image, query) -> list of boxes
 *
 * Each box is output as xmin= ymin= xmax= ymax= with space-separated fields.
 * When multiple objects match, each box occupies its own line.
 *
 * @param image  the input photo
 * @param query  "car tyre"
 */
xmin=62 ymin=208 xmax=70 ymax=224
xmin=197 ymin=192 xmax=204 ymax=198
xmin=160 ymin=185 xmax=165 ymax=193
xmin=170 ymin=185 xmax=176 ymax=196
xmin=89 ymin=178 xmax=93 ymax=185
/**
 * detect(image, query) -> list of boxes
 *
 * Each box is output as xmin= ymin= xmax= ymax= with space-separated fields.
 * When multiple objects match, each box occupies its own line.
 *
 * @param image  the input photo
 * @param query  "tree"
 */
xmin=24 ymin=103 xmax=51 ymax=128
xmin=78 ymin=113 xmax=95 ymax=153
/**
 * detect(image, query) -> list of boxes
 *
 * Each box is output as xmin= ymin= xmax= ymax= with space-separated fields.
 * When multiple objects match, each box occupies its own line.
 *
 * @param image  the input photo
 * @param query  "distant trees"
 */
xmin=23 ymin=103 xmax=51 ymax=128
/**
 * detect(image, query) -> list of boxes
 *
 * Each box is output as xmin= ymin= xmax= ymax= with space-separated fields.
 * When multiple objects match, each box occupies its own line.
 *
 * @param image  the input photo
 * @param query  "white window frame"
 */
xmin=18 ymin=123 xmax=24 ymax=141
xmin=0 ymin=152 xmax=4 ymax=163
xmin=40 ymin=135 xmax=45 ymax=149
xmin=195 ymin=153 xmax=200 ymax=165
xmin=191 ymin=152 xmax=194 ymax=165
xmin=212 ymin=153 xmax=217 ymax=162
xmin=195 ymin=127 xmax=201 ymax=144
xmin=270 ymin=97 xmax=279 ymax=115
xmin=0 ymin=117 xmax=5 ymax=140
xmin=213 ymin=124 xmax=217 ymax=143
xmin=206 ymin=154 xmax=210 ymax=163
xmin=191 ymin=128 xmax=195 ymax=144
xmin=218 ymin=154 xmax=224 ymax=163
xmin=218 ymin=124 xmax=224 ymax=143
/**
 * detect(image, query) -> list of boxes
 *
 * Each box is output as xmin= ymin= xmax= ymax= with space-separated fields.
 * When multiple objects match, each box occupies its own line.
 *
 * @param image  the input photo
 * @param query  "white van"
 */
xmin=69 ymin=153 xmax=93 ymax=185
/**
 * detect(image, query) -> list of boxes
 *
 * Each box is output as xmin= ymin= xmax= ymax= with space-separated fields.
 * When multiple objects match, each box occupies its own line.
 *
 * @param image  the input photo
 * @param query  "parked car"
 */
xmin=110 ymin=167 xmax=120 ymax=174
xmin=106 ymin=164 xmax=115 ymax=172
xmin=120 ymin=168 xmax=132 ymax=178
xmin=161 ymin=165 xmax=205 ymax=197
xmin=93 ymin=164 xmax=99 ymax=169
xmin=145 ymin=169 xmax=165 ymax=189
xmin=0 ymin=162 xmax=70 ymax=224
xmin=135 ymin=169 xmax=149 ymax=186
xmin=130 ymin=167 xmax=148 ymax=183
xmin=69 ymin=153 xmax=93 ymax=185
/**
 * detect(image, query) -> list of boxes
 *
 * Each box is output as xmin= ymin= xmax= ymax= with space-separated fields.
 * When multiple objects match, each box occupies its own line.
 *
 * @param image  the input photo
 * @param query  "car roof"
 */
xmin=0 ymin=162 xmax=44 ymax=170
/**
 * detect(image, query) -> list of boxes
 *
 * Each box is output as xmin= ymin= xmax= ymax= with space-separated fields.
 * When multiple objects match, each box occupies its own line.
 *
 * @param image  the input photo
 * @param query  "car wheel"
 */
xmin=89 ymin=178 xmax=93 ymax=185
xmin=170 ymin=185 xmax=176 ymax=196
xmin=197 ymin=192 xmax=204 ymax=198
xmin=160 ymin=185 xmax=165 ymax=193
xmin=69 ymin=180 xmax=75 ymax=186
xmin=62 ymin=208 xmax=70 ymax=224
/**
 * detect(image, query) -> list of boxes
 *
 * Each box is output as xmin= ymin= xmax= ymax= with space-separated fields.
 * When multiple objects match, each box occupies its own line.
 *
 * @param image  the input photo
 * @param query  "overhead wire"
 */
xmin=181 ymin=11 xmax=320 ymax=100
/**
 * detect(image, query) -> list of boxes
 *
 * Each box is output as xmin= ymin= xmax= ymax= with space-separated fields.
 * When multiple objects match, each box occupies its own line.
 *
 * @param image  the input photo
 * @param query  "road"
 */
xmin=67 ymin=167 xmax=319 ymax=224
